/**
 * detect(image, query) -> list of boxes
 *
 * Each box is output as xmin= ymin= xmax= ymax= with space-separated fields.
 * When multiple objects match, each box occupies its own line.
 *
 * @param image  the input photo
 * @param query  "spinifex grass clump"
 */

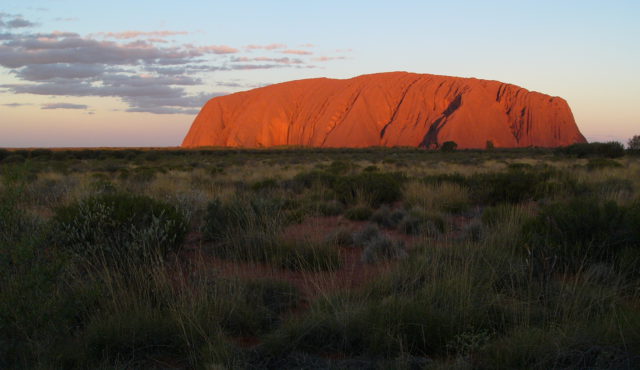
xmin=524 ymin=197 xmax=640 ymax=273
xmin=203 ymin=197 xmax=340 ymax=271
xmin=292 ymin=169 xmax=404 ymax=207
xmin=333 ymin=171 xmax=404 ymax=206
xmin=49 ymin=193 xmax=187 ymax=264
xmin=468 ymin=167 xmax=554 ymax=204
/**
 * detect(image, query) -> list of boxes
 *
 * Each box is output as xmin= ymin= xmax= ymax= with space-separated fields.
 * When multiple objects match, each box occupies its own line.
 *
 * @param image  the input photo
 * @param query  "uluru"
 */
xmin=182 ymin=72 xmax=586 ymax=149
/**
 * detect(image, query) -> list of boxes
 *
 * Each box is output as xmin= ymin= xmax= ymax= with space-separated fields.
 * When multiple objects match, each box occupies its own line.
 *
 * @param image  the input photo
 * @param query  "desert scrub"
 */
xmin=361 ymin=234 xmax=408 ymax=264
xmin=48 ymin=193 xmax=188 ymax=264
xmin=468 ymin=167 xmax=553 ymax=204
xmin=524 ymin=197 xmax=640 ymax=273
xmin=370 ymin=205 xmax=407 ymax=229
xmin=403 ymin=181 xmax=470 ymax=213
xmin=333 ymin=171 xmax=404 ymax=206
xmin=202 ymin=196 xmax=285 ymax=243
xmin=324 ymin=227 xmax=354 ymax=247
xmin=344 ymin=204 xmax=374 ymax=221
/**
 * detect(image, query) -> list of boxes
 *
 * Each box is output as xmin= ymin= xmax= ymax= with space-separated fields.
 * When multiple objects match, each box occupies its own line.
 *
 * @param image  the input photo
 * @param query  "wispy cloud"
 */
xmin=0 ymin=13 xmax=37 ymax=29
xmin=196 ymin=45 xmax=239 ymax=54
xmin=245 ymin=43 xmax=287 ymax=51
xmin=2 ymin=102 xmax=33 ymax=107
xmin=0 ymin=15 xmax=348 ymax=115
xmin=313 ymin=56 xmax=346 ymax=62
xmin=96 ymin=30 xmax=189 ymax=39
xmin=41 ymin=103 xmax=88 ymax=110
xmin=231 ymin=56 xmax=304 ymax=64
xmin=281 ymin=49 xmax=313 ymax=55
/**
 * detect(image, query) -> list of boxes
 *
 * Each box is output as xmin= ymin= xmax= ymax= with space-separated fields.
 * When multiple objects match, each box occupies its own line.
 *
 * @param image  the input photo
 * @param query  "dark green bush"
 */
xmin=317 ymin=200 xmax=345 ymax=216
xmin=327 ymin=160 xmax=357 ymax=175
xmin=49 ymin=193 xmax=187 ymax=263
xmin=524 ymin=198 xmax=640 ymax=271
xmin=586 ymin=158 xmax=623 ymax=170
xmin=558 ymin=142 xmax=625 ymax=158
xmin=469 ymin=168 xmax=553 ymax=204
xmin=345 ymin=205 xmax=374 ymax=221
xmin=203 ymin=197 xmax=282 ymax=242
xmin=291 ymin=170 xmax=338 ymax=189
xmin=333 ymin=172 xmax=404 ymax=206
xmin=370 ymin=206 xmax=407 ymax=229
xmin=251 ymin=178 xmax=279 ymax=192
xmin=440 ymin=141 xmax=458 ymax=152
xmin=423 ymin=173 xmax=467 ymax=186
xmin=361 ymin=235 xmax=407 ymax=264
xmin=2 ymin=154 xmax=25 ymax=164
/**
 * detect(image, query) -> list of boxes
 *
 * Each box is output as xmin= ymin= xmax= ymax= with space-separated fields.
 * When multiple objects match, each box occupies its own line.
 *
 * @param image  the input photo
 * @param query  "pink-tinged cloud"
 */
xmin=245 ymin=43 xmax=287 ymax=50
xmin=299 ymin=43 xmax=315 ymax=48
xmin=231 ymin=56 xmax=304 ymax=64
xmin=281 ymin=49 xmax=312 ymax=55
xmin=98 ymin=30 xmax=189 ymax=39
xmin=197 ymin=45 xmax=239 ymax=54
xmin=313 ymin=56 xmax=346 ymax=62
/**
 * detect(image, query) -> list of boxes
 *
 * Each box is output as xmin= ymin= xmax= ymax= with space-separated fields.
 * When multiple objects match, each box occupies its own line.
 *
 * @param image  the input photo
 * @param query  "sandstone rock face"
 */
xmin=182 ymin=72 xmax=586 ymax=149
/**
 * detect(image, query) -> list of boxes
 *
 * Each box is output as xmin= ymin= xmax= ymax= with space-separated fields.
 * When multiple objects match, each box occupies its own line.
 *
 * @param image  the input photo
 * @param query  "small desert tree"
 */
xmin=486 ymin=140 xmax=495 ymax=150
xmin=628 ymin=135 xmax=640 ymax=150
xmin=440 ymin=141 xmax=458 ymax=152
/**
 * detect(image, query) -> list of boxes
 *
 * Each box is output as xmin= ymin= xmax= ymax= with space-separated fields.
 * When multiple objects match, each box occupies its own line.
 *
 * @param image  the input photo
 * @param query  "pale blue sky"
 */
xmin=1 ymin=0 xmax=638 ymax=147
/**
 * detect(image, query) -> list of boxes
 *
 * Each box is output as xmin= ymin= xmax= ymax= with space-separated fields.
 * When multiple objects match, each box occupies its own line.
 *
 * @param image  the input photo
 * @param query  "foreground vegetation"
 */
xmin=1 ymin=146 xmax=639 ymax=369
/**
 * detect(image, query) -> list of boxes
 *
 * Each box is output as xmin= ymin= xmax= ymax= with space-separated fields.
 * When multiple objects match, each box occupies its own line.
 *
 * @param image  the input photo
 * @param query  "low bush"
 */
xmin=361 ymin=235 xmax=407 ymax=264
xmin=524 ymin=198 xmax=640 ymax=272
xmin=352 ymin=223 xmax=381 ymax=247
xmin=558 ymin=142 xmax=625 ymax=158
xmin=370 ymin=205 xmax=407 ymax=229
xmin=586 ymin=157 xmax=623 ymax=170
xmin=333 ymin=172 xmax=404 ymax=206
xmin=251 ymin=178 xmax=279 ymax=192
xmin=49 ymin=193 xmax=188 ymax=263
xmin=202 ymin=197 xmax=283 ymax=242
xmin=317 ymin=200 xmax=344 ymax=216
xmin=440 ymin=141 xmax=458 ymax=152
xmin=344 ymin=205 xmax=374 ymax=221
xmin=324 ymin=227 xmax=354 ymax=247
xmin=469 ymin=168 xmax=553 ymax=204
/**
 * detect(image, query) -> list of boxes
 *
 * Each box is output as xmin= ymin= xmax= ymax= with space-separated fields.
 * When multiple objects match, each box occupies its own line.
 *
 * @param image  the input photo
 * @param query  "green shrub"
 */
xmin=558 ymin=142 xmax=625 ymax=158
xmin=370 ymin=205 xmax=407 ymax=229
xmin=586 ymin=158 xmax=623 ymax=170
xmin=49 ymin=193 xmax=187 ymax=263
xmin=352 ymin=223 xmax=381 ymax=247
xmin=440 ymin=141 xmax=458 ymax=152
xmin=2 ymin=154 xmax=25 ymax=164
xmin=273 ymin=240 xmax=341 ymax=271
xmin=202 ymin=197 xmax=282 ymax=242
xmin=469 ymin=168 xmax=552 ymax=204
xmin=422 ymin=173 xmax=467 ymax=186
xmin=317 ymin=200 xmax=345 ymax=216
xmin=324 ymin=227 xmax=354 ymax=247
xmin=251 ymin=178 xmax=279 ymax=192
xmin=327 ymin=160 xmax=357 ymax=175
xmin=524 ymin=198 xmax=640 ymax=271
xmin=345 ymin=205 xmax=374 ymax=221
xmin=333 ymin=172 xmax=404 ymax=206
xmin=361 ymin=235 xmax=407 ymax=264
